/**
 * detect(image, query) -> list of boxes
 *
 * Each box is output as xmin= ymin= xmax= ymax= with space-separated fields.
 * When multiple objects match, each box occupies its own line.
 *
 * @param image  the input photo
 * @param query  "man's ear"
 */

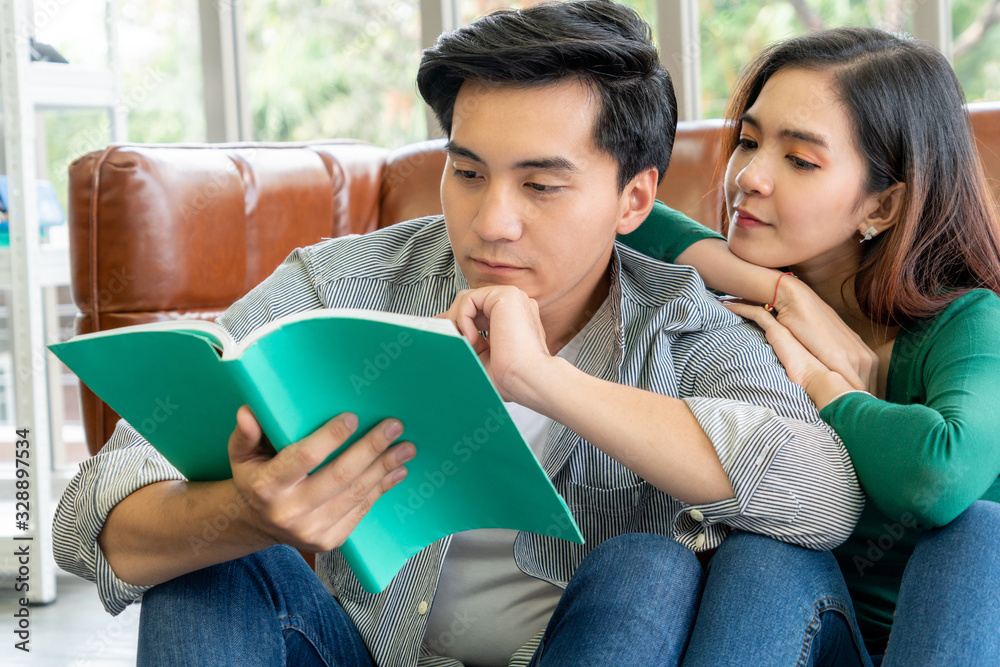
xmin=860 ymin=182 xmax=906 ymax=236
xmin=615 ymin=167 xmax=659 ymax=235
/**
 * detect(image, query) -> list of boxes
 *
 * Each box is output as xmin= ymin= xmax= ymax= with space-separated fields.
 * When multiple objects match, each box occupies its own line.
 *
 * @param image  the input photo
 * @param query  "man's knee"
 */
xmin=555 ymin=534 xmax=703 ymax=646
xmin=708 ymin=531 xmax=843 ymax=596
xmin=143 ymin=545 xmax=307 ymax=608
xmin=713 ymin=530 xmax=831 ymax=566
xmin=574 ymin=533 xmax=701 ymax=588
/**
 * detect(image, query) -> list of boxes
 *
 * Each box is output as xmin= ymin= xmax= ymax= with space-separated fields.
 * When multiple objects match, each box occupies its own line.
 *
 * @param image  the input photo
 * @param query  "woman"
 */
xmin=623 ymin=27 xmax=1000 ymax=665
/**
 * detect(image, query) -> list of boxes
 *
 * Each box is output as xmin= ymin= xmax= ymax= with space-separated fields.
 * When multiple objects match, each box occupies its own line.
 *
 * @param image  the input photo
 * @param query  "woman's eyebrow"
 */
xmin=740 ymin=113 xmax=830 ymax=149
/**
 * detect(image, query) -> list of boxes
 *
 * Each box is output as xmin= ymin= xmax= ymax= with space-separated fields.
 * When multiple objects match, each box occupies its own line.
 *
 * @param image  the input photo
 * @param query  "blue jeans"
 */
xmin=137 ymin=545 xmax=374 ymax=666
xmin=682 ymin=501 xmax=1000 ymax=666
xmin=529 ymin=533 xmax=705 ymax=665
xmin=881 ymin=501 xmax=1000 ymax=665
xmin=682 ymin=531 xmax=871 ymax=667
xmin=138 ymin=533 xmax=705 ymax=666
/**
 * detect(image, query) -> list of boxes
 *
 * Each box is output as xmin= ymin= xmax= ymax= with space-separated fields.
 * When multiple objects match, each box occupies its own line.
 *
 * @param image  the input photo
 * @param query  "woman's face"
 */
xmin=724 ymin=67 xmax=879 ymax=271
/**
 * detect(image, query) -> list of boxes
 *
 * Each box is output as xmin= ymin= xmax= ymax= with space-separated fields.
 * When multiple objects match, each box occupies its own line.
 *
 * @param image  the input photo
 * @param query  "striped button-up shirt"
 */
xmin=54 ymin=216 xmax=863 ymax=667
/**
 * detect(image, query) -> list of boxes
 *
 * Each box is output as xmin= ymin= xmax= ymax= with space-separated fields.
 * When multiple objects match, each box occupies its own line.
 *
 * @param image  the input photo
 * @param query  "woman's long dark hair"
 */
xmin=721 ymin=28 xmax=1000 ymax=326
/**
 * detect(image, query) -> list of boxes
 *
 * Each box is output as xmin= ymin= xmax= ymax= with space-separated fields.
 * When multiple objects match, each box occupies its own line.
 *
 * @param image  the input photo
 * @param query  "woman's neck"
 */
xmin=792 ymin=246 xmax=896 ymax=349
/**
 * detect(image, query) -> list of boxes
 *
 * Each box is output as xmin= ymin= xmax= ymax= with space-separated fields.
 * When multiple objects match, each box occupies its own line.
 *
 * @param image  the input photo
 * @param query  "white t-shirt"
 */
xmin=423 ymin=306 xmax=600 ymax=666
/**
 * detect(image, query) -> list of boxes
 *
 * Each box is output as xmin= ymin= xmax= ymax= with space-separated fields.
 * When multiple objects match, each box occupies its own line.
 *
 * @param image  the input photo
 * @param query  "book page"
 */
xmin=61 ymin=319 xmax=233 ymax=355
xmin=232 ymin=308 xmax=462 ymax=357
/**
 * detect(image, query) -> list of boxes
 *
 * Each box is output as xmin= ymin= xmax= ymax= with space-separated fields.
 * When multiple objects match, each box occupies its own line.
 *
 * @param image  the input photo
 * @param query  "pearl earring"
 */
xmin=860 ymin=226 xmax=879 ymax=243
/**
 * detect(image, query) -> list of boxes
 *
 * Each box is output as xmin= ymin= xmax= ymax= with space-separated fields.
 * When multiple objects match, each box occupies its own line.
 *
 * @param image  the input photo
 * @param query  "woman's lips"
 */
xmin=733 ymin=210 xmax=770 ymax=229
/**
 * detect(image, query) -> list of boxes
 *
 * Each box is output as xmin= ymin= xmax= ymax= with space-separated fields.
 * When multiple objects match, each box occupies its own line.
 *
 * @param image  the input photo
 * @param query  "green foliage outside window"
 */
xmin=245 ymin=0 xmax=425 ymax=148
xmin=700 ymin=0 xmax=999 ymax=118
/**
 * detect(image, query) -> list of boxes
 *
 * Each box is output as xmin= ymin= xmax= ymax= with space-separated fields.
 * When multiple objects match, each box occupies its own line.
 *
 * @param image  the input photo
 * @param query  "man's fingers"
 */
xmin=307 ymin=418 xmax=413 ymax=495
xmin=229 ymin=405 xmax=266 ymax=465
xmin=262 ymin=412 xmax=360 ymax=487
xmin=726 ymin=302 xmax=806 ymax=357
xmin=724 ymin=302 xmax=777 ymax=330
xmin=315 ymin=465 xmax=412 ymax=551
xmin=456 ymin=294 xmax=488 ymax=346
xmin=327 ymin=441 xmax=414 ymax=516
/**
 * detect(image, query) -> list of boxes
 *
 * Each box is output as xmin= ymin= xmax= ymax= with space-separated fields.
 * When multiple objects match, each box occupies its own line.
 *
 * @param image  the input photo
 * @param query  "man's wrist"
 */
xmin=508 ymin=355 xmax=575 ymax=413
xmin=221 ymin=478 xmax=280 ymax=551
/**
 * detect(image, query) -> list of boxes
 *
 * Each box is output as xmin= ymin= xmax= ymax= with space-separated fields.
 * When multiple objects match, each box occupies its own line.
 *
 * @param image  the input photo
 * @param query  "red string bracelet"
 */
xmin=763 ymin=272 xmax=794 ymax=312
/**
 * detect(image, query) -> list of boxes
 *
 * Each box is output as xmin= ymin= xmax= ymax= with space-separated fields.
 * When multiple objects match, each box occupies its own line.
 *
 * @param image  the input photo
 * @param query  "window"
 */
xmin=30 ymin=0 xmax=206 ymax=472
xmin=699 ymin=0 xmax=999 ymax=117
xmin=33 ymin=0 xmax=109 ymax=69
xmin=245 ymin=0 xmax=425 ymax=148
xmin=120 ymin=0 xmax=206 ymax=142
xmin=699 ymin=0 xmax=915 ymax=118
xmin=953 ymin=0 xmax=1000 ymax=101
xmin=460 ymin=0 xmax=656 ymax=40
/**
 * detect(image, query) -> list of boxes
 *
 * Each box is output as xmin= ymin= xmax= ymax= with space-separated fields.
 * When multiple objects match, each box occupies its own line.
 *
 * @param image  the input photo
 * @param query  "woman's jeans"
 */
xmin=138 ymin=533 xmax=706 ymax=666
xmin=137 ymin=501 xmax=1000 ymax=666
xmin=683 ymin=501 xmax=1000 ymax=666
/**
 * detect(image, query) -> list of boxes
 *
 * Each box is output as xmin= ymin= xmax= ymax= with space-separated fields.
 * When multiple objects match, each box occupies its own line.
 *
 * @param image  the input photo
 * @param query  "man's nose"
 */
xmin=473 ymin=183 xmax=523 ymax=242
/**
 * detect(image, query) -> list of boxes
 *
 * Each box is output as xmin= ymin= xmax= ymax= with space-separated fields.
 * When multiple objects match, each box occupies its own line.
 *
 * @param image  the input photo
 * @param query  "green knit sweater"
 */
xmin=622 ymin=201 xmax=1000 ymax=649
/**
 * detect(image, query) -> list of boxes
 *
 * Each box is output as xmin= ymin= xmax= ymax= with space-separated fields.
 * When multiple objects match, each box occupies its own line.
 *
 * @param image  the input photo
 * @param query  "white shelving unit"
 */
xmin=0 ymin=0 xmax=124 ymax=604
xmin=32 ymin=62 xmax=118 ymax=108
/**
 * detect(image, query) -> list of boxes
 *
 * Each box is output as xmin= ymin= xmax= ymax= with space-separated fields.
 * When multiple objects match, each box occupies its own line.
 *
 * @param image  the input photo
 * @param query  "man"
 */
xmin=54 ymin=2 xmax=862 ymax=665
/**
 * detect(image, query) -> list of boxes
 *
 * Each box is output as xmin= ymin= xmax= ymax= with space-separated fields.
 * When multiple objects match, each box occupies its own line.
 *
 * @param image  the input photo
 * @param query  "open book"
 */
xmin=49 ymin=308 xmax=584 ymax=593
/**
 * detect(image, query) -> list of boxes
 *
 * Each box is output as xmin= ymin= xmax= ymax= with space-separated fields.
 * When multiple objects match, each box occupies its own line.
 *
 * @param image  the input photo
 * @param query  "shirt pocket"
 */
xmin=563 ymin=480 xmax=645 ymax=517
xmin=563 ymin=481 xmax=647 ymax=545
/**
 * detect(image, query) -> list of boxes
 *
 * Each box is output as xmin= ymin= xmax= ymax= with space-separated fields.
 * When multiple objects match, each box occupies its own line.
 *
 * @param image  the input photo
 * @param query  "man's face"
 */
xmin=442 ymin=79 xmax=639 ymax=328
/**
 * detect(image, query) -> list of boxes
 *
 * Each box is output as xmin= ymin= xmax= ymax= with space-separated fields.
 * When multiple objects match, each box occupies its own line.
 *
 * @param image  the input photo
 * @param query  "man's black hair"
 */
xmin=417 ymin=0 xmax=676 ymax=192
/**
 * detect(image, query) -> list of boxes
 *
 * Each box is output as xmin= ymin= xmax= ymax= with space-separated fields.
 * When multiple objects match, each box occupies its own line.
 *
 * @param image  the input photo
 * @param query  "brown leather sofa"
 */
xmin=67 ymin=104 xmax=1000 ymax=455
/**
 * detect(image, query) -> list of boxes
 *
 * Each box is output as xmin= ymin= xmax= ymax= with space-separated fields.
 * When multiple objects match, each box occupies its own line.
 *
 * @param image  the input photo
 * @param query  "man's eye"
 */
xmin=454 ymin=169 xmax=479 ymax=179
xmin=527 ymin=183 xmax=559 ymax=193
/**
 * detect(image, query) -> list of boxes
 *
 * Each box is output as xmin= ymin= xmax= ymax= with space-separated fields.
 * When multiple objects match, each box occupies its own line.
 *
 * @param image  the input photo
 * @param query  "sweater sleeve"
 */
xmin=617 ymin=200 xmax=725 ymax=264
xmin=819 ymin=290 xmax=1000 ymax=528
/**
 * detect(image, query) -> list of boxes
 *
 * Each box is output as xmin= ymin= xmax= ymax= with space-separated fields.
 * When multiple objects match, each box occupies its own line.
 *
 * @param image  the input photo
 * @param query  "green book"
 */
xmin=49 ymin=308 xmax=584 ymax=593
